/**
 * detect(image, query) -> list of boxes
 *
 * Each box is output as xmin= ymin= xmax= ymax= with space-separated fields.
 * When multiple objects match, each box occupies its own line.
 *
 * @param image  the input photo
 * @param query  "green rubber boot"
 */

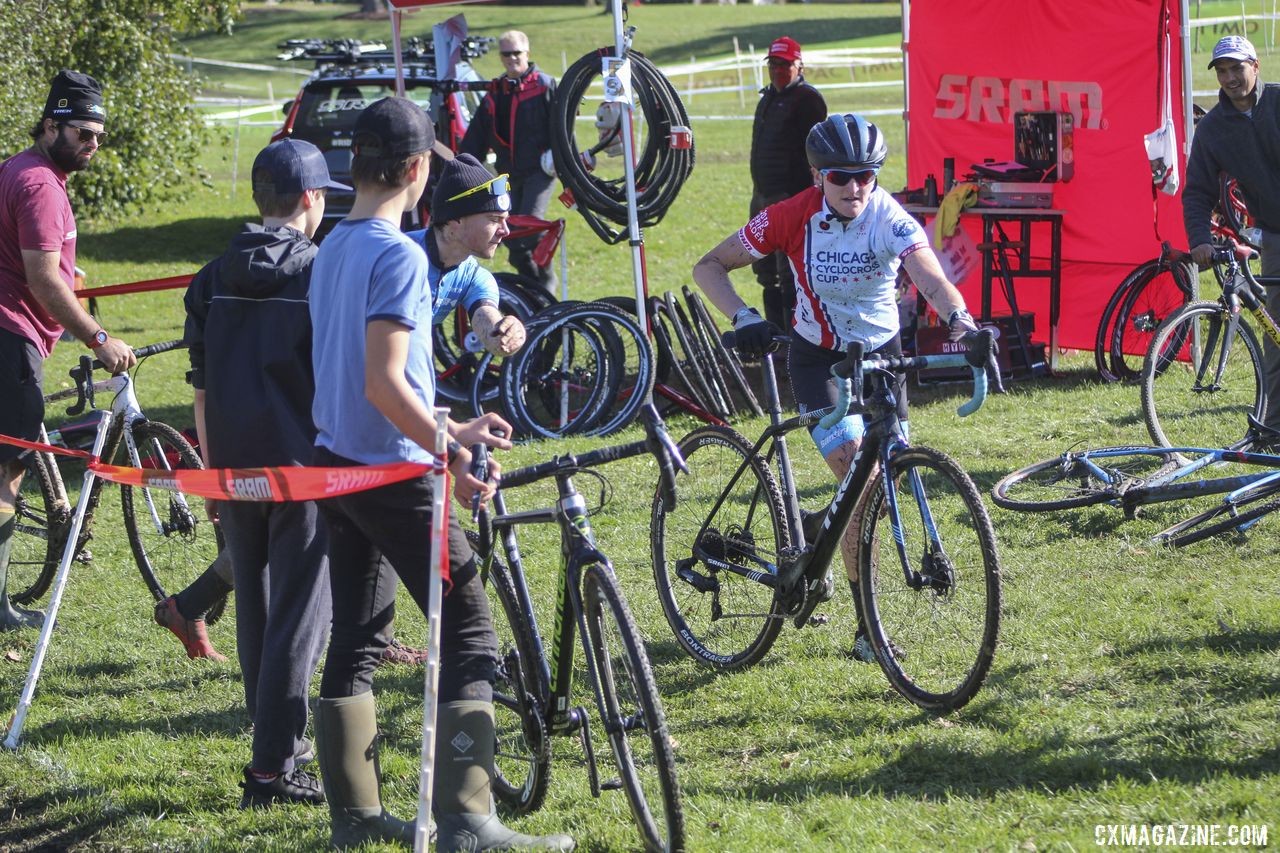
xmin=315 ymin=692 xmax=417 ymax=849
xmin=0 ymin=510 xmax=44 ymax=632
xmin=434 ymin=700 xmax=575 ymax=853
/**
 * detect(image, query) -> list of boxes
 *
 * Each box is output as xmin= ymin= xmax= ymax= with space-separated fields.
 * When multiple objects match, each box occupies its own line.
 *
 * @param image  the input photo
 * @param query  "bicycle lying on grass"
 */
xmin=1140 ymin=246 xmax=1280 ymax=454
xmin=651 ymin=331 xmax=1003 ymax=713
xmin=10 ymin=341 xmax=224 ymax=619
xmin=990 ymin=427 xmax=1280 ymax=547
xmin=468 ymin=403 xmax=687 ymax=851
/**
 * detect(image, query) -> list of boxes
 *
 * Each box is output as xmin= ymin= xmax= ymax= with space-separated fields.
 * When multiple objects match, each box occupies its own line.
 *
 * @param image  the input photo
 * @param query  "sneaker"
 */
xmin=851 ymin=633 xmax=906 ymax=664
xmin=294 ymin=737 xmax=314 ymax=767
xmin=153 ymin=596 xmax=226 ymax=662
xmin=238 ymin=765 xmax=325 ymax=809
xmin=378 ymin=637 xmax=429 ymax=667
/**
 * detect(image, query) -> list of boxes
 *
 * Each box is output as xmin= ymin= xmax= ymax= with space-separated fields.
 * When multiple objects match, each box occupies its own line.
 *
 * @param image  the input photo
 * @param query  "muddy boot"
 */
xmin=434 ymin=700 xmax=575 ymax=852
xmin=153 ymin=596 xmax=226 ymax=661
xmin=315 ymin=692 xmax=417 ymax=849
xmin=0 ymin=511 xmax=44 ymax=632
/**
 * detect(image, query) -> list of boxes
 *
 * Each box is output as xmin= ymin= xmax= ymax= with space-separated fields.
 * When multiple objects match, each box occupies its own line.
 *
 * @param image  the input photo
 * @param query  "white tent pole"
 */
xmin=901 ymin=0 xmax=911 ymax=174
xmin=1181 ymin=0 xmax=1194 ymax=157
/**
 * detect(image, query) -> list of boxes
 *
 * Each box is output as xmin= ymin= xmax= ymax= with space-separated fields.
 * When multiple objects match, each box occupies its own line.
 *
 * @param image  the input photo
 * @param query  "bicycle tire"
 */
xmin=678 ymin=289 xmax=737 ymax=417
xmin=120 ymin=421 xmax=222 ymax=609
xmin=581 ymin=563 xmax=685 ymax=852
xmin=1141 ymin=300 xmax=1265 ymax=452
xmin=668 ymin=293 xmax=731 ymax=419
xmin=992 ymin=446 xmax=1178 ymax=512
xmin=575 ymin=302 xmax=655 ymax=436
xmin=501 ymin=311 xmax=616 ymax=438
xmin=684 ymin=287 xmax=762 ymax=417
xmin=1107 ymin=257 xmax=1194 ymax=382
xmin=663 ymin=292 xmax=726 ymax=418
xmin=857 ymin=446 xmax=1001 ymax=713
xmin=648 ymin=297 xmax=701 ymax=401
xmin=466 ymin=531 xmax=551 ymax=814
xmin=650 ymin=425 xmax=790 ymax=670
xmin=8 ymin=451 xmax=63 ymax=604
xmin=1093 ymin=266 xmax=1141 ymax=382
xmin=1152 ymin=479 xmax=1280 ymax=545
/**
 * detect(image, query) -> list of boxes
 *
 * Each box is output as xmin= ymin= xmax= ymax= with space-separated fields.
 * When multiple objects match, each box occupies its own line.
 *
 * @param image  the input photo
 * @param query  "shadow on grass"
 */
xmin=78 ymin=217 xmax=246 ymax=270
xmin=0 ymin=789 xmax=114 ymax=851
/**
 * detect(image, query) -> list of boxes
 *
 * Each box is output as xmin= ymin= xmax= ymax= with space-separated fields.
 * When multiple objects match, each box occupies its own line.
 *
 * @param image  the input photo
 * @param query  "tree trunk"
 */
xmin=361 ymin=0 xmax=387 ymax=14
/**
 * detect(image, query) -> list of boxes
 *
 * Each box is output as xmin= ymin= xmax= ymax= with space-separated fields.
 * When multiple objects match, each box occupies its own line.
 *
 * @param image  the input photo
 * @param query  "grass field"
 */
xmin=1 ymin=2 xmax=1278 ymax=850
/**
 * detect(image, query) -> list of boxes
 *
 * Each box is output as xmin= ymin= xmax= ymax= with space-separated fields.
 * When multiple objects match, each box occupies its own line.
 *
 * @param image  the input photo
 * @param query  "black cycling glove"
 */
xmin=733 ymin=308 xmax=782 ymax=360
xmin=947 ymin=308 xmax=980 ymax=343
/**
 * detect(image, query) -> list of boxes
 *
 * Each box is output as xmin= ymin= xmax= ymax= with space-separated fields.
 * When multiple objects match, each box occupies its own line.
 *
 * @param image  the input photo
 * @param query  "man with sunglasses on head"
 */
xmin=750 ymin=36 xmax=827 ymax=332
xmin=0 ymin=69 xmax=134 ymax=632
xmin=459 ymin=30 xmax=558 ymax=293
xmin=693 ymin=113 xmax=977 ymax=663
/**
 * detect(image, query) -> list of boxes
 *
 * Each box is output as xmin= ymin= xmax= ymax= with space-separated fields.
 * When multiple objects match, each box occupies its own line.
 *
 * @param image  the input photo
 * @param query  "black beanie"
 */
xmin=43 ymin=70 xmax=106 ymax=125
xmin=431 ymin=154 xmax=511 ymax=224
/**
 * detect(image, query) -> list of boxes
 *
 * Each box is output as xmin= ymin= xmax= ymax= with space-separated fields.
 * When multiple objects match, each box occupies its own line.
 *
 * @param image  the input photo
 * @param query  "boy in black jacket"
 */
xmin=183 ymin=138 xmax=348 ymax=808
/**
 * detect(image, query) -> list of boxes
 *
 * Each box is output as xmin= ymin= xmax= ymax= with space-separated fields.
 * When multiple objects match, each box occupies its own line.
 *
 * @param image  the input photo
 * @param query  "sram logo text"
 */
xmin=933 ymin=75 xmax=1102 ymax=129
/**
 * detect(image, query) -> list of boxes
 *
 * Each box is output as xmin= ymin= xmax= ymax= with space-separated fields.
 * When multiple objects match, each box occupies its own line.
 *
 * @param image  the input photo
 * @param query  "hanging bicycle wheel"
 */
xmin=581 ymin=563 xmax=684 ymax=852
xmin=1107 ymin=257 xmax=1194 ymax=382
xmin=120 ymin=421 xmax=223 ymax=612
xmin=857 ymin=446 xmax=1001 ymax=713
xmin=992 ymin=446 xmax=1177 ymax=512
xmin=467 ymin=531 xmax=550 ymax=814
xmin=7 ymin=451 xmax=64 ymax=605
xmin=500 ymin=312 xmax=616 ymax=438
xmin=1141 ymin=300 xmax=1265 ymax=452
xmin=650 ymin=425 xmax=790 ymax=670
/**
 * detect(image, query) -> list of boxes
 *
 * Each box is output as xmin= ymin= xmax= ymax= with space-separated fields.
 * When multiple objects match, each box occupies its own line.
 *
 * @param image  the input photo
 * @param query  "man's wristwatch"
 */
xmin=87 ymin=329 xmax=108 ymax=349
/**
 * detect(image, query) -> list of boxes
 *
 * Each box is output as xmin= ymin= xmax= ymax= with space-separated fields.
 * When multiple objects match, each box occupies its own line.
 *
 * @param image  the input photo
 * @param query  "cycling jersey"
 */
xmin=738 ymin=186 xmax=927 ymax=352
xmin=406 ymin=228 xmax=499 ymax=324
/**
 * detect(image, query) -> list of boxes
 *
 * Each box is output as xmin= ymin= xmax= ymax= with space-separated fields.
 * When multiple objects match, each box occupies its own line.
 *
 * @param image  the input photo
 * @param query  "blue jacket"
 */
xmin=460 ymin=65 xmax=557 ymax=178
xmin=1184 ymin=80 xmax=1280 ymax=247
xmin=184 ymin=224 xmax=317 ymax=469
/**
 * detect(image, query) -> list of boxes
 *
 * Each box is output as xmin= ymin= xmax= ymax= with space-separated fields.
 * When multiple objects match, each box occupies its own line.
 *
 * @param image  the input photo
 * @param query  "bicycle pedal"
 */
xmin=601 ymin=778 xmax=624 ymax=791
xmin=807 ymin=613 xmax=831 ymax=627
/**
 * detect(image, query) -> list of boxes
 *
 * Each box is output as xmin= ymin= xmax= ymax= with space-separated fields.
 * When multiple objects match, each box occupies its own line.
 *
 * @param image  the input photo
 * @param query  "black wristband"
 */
xmin=446 ymin=440 xmax=463 ymax=464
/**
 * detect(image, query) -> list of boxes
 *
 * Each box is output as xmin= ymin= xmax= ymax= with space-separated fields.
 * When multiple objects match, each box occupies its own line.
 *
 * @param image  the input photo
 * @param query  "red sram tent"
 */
xmin=902 ymin=0 xmax=1192 ymax=352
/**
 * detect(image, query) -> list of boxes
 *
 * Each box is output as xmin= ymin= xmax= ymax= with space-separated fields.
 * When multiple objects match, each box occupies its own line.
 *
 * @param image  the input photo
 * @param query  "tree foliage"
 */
xmin=0 ymin=0 xmax=240 ymax=222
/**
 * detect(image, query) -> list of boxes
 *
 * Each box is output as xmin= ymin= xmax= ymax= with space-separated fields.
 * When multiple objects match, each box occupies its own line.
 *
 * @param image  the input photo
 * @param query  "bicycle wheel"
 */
xmin=581 ymin=563 xmax=684 ymax=852
xmin=120 ymin=421 xmax=220 ymax=605
xmin=1142 ymin=300 xmax=1265 ymax=452
xmin=467 ymin=531 xmax=550 ymax=814
xmin=1153 ymin=480 xmax=1280 ymax=547
xmin=857 ymin=446 xmax=1001 ymax=713
xmin=992 ymin=446 xmax=1176 ymax=512
xmin=684 ymin=287 xmax=762 ymax=417
xmin=1107 ymin=257 xmax=1194 ymax=381
xmin=7 ymin=452 xmax=63 ymax=605
xmin=649 ymin=297 xmax=702 ymax=402
xmin=501 ymin=312 xmax=616 ymax=438
xmin=663 ymin=292 xmax=726 ymax=418
xmin=650 ymin=426 xmax=790 ymax=670
xmin=1094 ymin=268 xmax=1139 ymax=382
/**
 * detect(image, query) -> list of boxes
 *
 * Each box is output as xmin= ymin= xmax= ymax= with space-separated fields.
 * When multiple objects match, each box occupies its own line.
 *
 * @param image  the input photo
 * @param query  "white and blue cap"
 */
xmin=1209 ymin=35 xmax=1257 ymax=68
xmin=252 ymin=138 xmax=351 ymax=194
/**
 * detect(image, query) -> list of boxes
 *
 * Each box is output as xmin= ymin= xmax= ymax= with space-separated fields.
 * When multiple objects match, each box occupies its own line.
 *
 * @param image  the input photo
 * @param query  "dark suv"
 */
xmin=272 ymin=32 xmax=492 ymax=233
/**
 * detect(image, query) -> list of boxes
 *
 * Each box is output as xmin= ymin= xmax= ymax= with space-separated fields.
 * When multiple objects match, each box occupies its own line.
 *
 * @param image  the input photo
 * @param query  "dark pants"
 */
xmin=1262 ymin=231 xmax=1280 ymax=429
xmin=508 ymin=169 xmax=558 ymax=293
xmin=315 ymin=447 xmax=497 ymax=703
xmin=750 ymin=190 xmax=799 ymax=330
xmin=0 ymin=328 xmax=44 ymax=467
xmin=221 ymin=499 xmax=331 ymax=774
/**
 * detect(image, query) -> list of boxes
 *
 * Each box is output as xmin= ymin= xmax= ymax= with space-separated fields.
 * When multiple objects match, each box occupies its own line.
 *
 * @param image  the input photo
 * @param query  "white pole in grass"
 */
xmin=414 ymin=407 xmax=450 ymax=851
xmin=4 ymin=415 xmax=113 ymax=750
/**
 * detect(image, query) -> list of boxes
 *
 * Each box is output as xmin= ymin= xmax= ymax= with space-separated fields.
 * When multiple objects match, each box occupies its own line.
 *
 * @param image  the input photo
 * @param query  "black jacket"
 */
xmin=184 ymin=224 xmax=317 ymax=469
xmin=750 ymin=76 xmax=827 ymax=201
xmin=460 ymin=65 xmax=557 ymax=178
xmin=1184 ymin=80 xmax=1280 ymax=247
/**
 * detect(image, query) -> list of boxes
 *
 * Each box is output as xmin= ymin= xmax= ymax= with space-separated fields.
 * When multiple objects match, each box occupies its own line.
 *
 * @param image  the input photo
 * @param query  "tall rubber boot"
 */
xmin=315 ymin=692 xmax=416 ymax=849
xmin=434 ymin=700 xmax=575 ymax=853
xmin=0 ymin=510 xmax=44 ymax=632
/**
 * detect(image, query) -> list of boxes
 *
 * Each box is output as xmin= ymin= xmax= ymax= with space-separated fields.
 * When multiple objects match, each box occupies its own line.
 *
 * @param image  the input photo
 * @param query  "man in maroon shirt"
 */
xmin=0 ymin=69 xmax=134 ymax=631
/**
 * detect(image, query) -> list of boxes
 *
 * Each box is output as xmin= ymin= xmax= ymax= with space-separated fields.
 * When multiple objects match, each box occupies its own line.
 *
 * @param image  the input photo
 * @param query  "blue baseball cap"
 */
xmin=1209 ymin=35 xmax=1257 ymax=69
xmin=251 ymin=139 xmax=351 ymax=194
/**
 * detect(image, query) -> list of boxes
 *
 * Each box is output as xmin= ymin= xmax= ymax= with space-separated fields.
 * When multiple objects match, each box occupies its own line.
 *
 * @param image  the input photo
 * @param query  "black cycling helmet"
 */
xmin=806 ymin=114 xmax=888 ymax=172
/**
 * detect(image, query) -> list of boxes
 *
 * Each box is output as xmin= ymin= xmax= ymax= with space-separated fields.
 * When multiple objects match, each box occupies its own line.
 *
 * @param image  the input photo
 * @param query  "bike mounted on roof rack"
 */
xmin=276 ymin=35 xmax=495 ymax=69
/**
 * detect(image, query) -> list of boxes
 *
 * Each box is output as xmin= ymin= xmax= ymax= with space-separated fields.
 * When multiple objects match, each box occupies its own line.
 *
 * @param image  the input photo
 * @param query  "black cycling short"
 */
xmin=0 ymin=327 xmax=44 ymax=466
xmin=787 ymin=333 xmax=908 ymax=456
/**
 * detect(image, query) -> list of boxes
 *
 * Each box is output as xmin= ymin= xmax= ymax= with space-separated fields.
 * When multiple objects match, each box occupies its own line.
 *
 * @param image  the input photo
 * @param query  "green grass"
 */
xmin=2 ymin=2 xmax=1279 ymax=850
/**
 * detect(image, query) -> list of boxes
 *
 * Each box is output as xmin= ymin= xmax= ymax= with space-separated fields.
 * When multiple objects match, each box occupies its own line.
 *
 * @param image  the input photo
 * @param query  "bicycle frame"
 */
xmin=1056 ymin=445 xmax=1280 ymax=512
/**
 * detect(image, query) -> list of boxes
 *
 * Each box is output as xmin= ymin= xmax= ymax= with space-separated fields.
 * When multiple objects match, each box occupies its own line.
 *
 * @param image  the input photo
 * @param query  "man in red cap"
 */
xmin=750 ymin=36 xmax=827 ymax=333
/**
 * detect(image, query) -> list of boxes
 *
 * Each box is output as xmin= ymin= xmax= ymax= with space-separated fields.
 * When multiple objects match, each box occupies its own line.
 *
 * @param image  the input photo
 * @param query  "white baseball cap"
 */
xmin=1209 ymin=35 xmax=1257 ymax=69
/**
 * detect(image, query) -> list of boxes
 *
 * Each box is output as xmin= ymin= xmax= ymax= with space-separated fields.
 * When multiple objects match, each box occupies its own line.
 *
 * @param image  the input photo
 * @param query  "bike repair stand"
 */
xmin=3 ymin=412 xmax=113 ymax=749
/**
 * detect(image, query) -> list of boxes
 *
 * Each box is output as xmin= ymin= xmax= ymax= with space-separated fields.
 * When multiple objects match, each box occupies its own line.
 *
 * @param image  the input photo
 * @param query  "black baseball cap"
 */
xmin=252 ymin=139 xmax=351 ymax=194
xmin=352 ymin=96 xmax=437 ymax=160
